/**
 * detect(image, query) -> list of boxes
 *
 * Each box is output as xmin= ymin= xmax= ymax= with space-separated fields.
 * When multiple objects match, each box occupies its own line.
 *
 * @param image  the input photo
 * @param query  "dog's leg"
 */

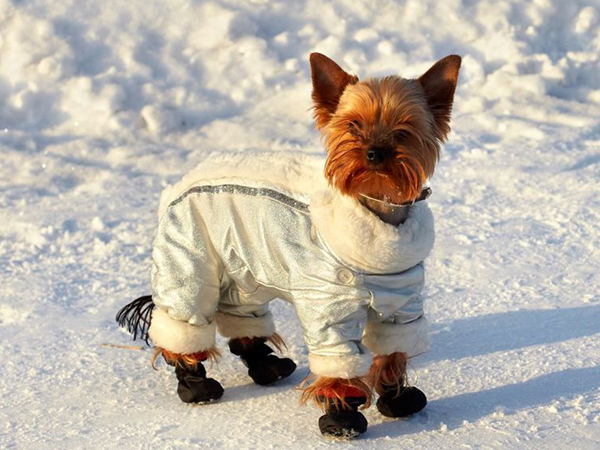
xmin=228 ymin=334 xmax=296 ymax=385
xmin=300 ymin=376 xmax=371 ymax=438
xmin=159 ymin=347 xmax=224 ymax=404
xmin=216 ymin=310 xmax=296 ymax=384
xmin=368 ymin=352 xmax=427 ymax=418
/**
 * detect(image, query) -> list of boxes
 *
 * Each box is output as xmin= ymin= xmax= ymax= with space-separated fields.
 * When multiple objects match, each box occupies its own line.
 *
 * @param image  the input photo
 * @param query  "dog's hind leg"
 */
xmin=115 ymin=301 xmax=225 ymax=405
xmin=160 ymin=348 xmax=224 ymax=404
xmin=228 ymin=335 xmax=296 ymax=385
xmin=216 ymin=310 xmax=296 ymax=385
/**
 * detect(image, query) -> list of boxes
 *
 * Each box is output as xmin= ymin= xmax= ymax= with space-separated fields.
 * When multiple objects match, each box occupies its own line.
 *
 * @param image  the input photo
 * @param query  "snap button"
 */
xmin=337 ymin=268 xmax=354 ymax=284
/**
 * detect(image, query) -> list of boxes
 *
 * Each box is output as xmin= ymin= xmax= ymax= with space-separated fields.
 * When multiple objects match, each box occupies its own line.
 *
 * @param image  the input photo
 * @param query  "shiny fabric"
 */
xmin=151 ymin=179 xmax=426 ymax=362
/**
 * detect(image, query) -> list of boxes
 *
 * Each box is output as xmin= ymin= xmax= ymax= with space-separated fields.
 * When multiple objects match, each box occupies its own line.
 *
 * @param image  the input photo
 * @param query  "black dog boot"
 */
xmin=318 ymin=396 xmax=368 ymax=439
xmin=174 ymin=362 xmax=224 ymax=404
xmin=376 ymin=385 xmax=427 ymax=418
xmin=229 ymin=337 xmax=296 ymax=386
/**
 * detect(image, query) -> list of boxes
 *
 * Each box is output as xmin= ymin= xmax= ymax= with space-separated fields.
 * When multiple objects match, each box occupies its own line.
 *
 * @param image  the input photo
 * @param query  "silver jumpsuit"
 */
xmin=148 ymin=151 xmax=434 ymax=379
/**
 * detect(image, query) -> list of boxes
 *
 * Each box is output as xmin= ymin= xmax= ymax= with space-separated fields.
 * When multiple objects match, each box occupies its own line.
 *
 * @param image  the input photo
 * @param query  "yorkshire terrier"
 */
xmin=117 ymin=52 xmax=460 ymax=439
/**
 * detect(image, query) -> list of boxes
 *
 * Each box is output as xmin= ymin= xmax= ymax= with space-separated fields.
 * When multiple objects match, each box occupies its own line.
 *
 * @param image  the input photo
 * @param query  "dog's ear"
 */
xmin=310 ymin=53 xmax=358 ymax=130
xmin=418 ymin=55 xmax=461 ymax=140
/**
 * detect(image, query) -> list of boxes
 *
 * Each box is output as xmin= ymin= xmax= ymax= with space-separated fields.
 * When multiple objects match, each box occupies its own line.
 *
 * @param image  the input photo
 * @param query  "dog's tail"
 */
xmin=115 ymin=295 xmax=155 ymax=345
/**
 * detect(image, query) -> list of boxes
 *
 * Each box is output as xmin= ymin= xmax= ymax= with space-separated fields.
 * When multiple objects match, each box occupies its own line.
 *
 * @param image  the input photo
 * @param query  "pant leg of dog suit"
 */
xmin=148 ymin=196 xmax=222 ymax=354
xmin=362 ymin=263 xmax=431 ymax=357
xmin=215 ymin=304 xmax=276 ymax=340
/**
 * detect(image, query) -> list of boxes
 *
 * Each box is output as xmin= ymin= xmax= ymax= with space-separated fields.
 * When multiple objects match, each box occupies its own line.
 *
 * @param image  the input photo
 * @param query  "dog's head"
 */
xmin=310 ymin=53 xmax=460 ymax=204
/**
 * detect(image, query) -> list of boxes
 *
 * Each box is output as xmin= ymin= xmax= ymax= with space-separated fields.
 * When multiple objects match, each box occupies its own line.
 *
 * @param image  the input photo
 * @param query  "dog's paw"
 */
xmin=247 ymin=355 xmax=296 ymax=386
xmin=376 ymin=386 xmax=427 ymax=418
xmin=177 ymin=376 xmax=224 ymax=404
xmin=318 ymin=410 xmax=368 ymax=439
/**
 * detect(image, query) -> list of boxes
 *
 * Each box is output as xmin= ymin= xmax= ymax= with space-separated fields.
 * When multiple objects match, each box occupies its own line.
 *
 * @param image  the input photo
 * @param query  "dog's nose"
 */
xmin=366 ymin=146 xmax=390 ymax=166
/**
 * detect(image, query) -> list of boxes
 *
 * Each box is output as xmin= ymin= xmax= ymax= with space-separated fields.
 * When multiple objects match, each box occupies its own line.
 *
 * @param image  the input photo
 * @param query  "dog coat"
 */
xmin=148 ymin=150 xmax=434 ymax=379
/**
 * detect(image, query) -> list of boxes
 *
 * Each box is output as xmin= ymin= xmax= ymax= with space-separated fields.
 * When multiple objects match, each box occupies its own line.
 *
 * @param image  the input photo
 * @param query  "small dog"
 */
xmin=117 ymin=53 xmax=460 ymax=438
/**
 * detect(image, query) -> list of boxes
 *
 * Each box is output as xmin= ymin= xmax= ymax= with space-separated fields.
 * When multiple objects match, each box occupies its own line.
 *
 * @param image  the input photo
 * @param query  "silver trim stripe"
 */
xmin=169 ymin=184 xmax=310 ymax=213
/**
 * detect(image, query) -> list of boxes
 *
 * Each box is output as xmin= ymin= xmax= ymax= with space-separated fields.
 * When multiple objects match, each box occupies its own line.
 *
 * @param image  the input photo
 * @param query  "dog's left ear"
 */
xmin=310 ymin=53 xmax=358 ymax=130
xmin=418 ymin=55 xmax=461 ymax=140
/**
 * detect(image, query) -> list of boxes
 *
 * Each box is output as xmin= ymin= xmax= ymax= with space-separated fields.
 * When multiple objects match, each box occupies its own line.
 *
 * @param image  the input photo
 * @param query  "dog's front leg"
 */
xmin=292 ymin=294 xmax=373 ymax=437
xmin=300 ymin=376 xmax=371 ymax=438
xmin=368 ymin=351 xmax=427 ymax=418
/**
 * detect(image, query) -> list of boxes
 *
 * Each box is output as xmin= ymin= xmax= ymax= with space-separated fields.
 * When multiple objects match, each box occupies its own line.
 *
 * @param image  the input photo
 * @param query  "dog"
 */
xmin=116 ymin=52 xmax=460 ymax=438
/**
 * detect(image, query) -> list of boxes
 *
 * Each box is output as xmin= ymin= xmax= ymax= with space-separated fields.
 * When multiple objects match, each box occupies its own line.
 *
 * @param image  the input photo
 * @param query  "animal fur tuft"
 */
xmin=299 ymin=375 xmax=372 ymax=411
xmin=152 ymin=346 xmax=222 ymax=369
xmin=367 ymin=352 xmax=409 ymax=397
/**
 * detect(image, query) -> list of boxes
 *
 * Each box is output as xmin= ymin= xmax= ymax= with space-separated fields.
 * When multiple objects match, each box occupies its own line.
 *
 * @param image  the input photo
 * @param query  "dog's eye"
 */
xmin=348 ymin=120 xmax=362 ymax=135
xmin=393 ymin=130 xmax=409 ymax=141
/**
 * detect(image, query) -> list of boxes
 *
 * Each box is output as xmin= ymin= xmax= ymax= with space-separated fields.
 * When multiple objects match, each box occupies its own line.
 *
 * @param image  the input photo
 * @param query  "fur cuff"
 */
xmin=308 ymin=345 xmax=373 ymax=378
xmin=215 ymin=311 xmax=275 ymax=339
xmin=362 ymin=317 xmax=430 ymax=357
xmin=148 ymin=308 xmax=216 ymax=354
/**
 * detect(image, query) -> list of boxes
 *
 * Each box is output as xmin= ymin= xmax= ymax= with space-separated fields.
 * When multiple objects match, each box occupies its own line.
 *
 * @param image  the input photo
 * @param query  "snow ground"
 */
xmin=0 ymin=0 xmax=599 ymax=448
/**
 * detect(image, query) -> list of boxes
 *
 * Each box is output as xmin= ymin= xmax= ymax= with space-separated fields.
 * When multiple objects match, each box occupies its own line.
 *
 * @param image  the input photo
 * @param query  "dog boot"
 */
xmin=318 ymin=392 xmax=368 ymax=439
xmin=376 ymin=384 xmax=427 ymax=418
xmin=229 ymin=337 xmax=296 ymax=386
xmin=174 ymin=362 xmax=224 ymax=404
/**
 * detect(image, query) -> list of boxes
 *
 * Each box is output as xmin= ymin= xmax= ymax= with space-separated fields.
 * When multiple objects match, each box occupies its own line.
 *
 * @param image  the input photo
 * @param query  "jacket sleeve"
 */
xmin=148 ymin=197 xmax=221 ymax=354
xmin=362 ymin=263 xmax=430 ymax=357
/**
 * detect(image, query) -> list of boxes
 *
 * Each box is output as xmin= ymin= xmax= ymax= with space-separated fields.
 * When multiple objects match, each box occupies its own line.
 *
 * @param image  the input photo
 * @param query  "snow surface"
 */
xmin=1 ymin=0 xmax=599 ymax=448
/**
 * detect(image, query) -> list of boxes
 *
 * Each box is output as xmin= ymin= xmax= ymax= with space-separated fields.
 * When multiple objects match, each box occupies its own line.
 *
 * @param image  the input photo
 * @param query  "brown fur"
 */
xmin=152 ymin=347 xmax=222 ymax=369
xmin=265 ymin=332 xmax=287 ymax=353
xmin=228 ymin=332 xmax=288 ymax=354
xmin=298 ymin=352 xmax=409 ymax=411
xmin=310 ymin=53 xmax=460 ymax=204
xmin=299 ymin=375 xmax=373 ymax=411
xmin=367 ymin=352 xmax=408 ymax=397
xmin=309 ymin=53 xmax=359 ymax=130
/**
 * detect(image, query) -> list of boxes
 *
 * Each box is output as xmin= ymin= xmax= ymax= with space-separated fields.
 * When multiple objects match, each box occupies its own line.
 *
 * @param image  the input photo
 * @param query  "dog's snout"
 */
xmin=366 ymin=146 xmax=391 ymax=166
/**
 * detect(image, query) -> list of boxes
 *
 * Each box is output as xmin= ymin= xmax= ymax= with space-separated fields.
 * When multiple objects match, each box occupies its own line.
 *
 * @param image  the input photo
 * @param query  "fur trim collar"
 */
xmin=160 ymin=150 xmax=434 ymax=274
xmin=310 ymin=189 xmax=434 ymax=273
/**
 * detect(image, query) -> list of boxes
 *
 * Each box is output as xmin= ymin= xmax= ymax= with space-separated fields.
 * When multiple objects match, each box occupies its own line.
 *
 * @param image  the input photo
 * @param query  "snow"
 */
xmin=0 ymin=0 xmax=599 ymax=448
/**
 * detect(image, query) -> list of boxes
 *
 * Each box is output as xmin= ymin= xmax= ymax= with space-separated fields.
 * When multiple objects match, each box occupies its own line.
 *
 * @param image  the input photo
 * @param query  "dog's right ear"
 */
xmin=309 ymin=53 xmax=358 ymax=130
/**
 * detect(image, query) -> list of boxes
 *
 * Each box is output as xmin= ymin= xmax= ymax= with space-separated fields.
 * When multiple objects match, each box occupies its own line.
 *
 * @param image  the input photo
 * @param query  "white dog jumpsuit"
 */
xmin=148 ymin=151 xmax=434 ymax=379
